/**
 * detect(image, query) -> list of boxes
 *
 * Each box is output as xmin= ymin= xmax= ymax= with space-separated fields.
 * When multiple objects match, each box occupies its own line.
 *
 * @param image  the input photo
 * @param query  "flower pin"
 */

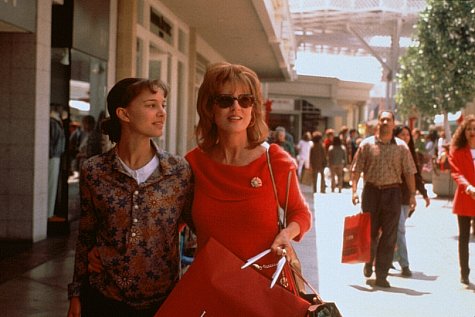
xmin=250 ymin=176 xmax=262 ymax=188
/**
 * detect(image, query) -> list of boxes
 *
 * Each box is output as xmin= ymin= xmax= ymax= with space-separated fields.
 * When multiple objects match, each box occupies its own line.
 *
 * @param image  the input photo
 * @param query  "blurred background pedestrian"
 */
xmin=310 ymin=131 xmax=327 ymax=194
xmin=393 ymin=125 xmax=430 ymax=277
xmin=48 ymin=104 xmax=66 ymax=222
xmin=296 ymin=131 xmax=313 ymax=181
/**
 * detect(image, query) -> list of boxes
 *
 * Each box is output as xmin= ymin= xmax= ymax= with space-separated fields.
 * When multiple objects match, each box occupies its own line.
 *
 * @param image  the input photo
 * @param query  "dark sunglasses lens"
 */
xmin=215 ymin=95 xmax=254 ymax=108
xmin=237 ymin=96 xmax=253 ymax=108
xmin=216 ymin=96 xmax=234 ymax=108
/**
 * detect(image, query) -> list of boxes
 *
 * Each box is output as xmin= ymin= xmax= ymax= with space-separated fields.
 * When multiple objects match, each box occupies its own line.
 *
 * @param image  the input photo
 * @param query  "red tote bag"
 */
xmin=155 ymin=237 xmax=310 ymax=317
xmin=341 ymin=212 xmax=371 ymax=264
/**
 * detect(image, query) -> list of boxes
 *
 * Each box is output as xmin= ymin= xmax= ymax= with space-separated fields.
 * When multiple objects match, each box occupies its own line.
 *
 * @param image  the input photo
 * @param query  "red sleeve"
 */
xmin=269 ymin=144 xmax=312 ymax=241
xmin=449 ymin=147 xmax=473 ymax=192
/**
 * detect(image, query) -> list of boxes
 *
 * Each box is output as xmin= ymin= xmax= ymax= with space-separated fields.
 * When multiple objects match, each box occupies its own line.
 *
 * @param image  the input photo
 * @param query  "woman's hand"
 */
xmin=67 ymin=296 xmax=81 ymax=317
xmin=271 ymin=222 xmax=301 ymax=262
xmin=271 ymin=228 xmax=292 ymax=257
xmin=87 ymin=246 xmax=103 ymax=273
xmin=466 ymin=185 xmax=475 ymax=200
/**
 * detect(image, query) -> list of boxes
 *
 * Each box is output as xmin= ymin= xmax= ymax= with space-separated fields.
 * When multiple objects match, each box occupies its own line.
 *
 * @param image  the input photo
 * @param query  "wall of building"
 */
xmin=266 ymin=75 xmax=372 ymax=134
xmin=0 ymin=1 xmax=52 ymax=241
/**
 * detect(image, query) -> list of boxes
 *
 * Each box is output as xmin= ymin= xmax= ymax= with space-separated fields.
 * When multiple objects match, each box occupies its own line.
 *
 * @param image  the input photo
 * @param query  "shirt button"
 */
xmin=134 ymin=205 xmax=139 ymax=209
xmin=134 ymin=190 xmax=139 ymax=195
xmin=133 ymin=218 xmax=138 ymax=223
xmin=131 ymin=232 xmax=136 ymax=237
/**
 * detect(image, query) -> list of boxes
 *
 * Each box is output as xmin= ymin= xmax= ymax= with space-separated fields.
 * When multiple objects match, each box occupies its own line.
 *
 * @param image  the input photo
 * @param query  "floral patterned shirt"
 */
xmin=351 ymin=135 xmax=416 ymax=186
xmin=68 ymin=142 xmax=193 ymax=309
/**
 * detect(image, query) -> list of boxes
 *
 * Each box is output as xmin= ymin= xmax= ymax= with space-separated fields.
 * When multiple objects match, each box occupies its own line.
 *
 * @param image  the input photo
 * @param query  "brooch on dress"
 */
xmin=250 ymin=177 xmax=262 ymax=188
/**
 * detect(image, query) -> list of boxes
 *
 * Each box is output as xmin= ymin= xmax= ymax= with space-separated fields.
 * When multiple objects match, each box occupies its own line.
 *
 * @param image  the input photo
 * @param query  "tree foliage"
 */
xmin=396 ymin=0 xmax=475 ymax=118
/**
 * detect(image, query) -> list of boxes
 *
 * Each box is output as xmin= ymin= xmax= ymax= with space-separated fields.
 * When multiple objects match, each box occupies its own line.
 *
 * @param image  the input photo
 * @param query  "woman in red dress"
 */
xmin=185 ymin=62 xmax=312 ymax=284
xmin=449 ymin=114 xmax=475 ymax=285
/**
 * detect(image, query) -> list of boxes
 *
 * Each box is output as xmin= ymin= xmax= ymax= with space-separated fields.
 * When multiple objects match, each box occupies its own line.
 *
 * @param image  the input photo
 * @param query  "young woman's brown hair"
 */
xmin=102 ymin=78 xmax=169 ymax=143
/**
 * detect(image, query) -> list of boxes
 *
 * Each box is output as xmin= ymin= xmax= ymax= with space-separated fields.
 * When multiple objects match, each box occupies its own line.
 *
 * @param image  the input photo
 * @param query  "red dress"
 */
xmin=185 ymin=144 xmax=312 ymax=263
xmin=449 ymin=145 xmax=475 ymax=216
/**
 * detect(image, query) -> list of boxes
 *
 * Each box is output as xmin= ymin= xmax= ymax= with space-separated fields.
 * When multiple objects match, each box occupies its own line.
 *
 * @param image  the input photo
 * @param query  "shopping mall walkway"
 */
xmin=0 ymin=182 xmax=474 ymax=316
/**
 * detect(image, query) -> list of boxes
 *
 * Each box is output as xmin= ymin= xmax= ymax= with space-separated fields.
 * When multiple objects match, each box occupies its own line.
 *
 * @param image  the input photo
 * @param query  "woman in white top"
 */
xmin=296 ymin=132 xmax=314 ymax=180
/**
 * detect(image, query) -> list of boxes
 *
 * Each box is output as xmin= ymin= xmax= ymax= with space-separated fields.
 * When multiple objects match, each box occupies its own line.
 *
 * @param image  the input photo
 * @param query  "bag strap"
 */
xmin=265 ymin=144 xmax=326 ymax=306
xmin=265 ymin=146 xmax=291 ymax=228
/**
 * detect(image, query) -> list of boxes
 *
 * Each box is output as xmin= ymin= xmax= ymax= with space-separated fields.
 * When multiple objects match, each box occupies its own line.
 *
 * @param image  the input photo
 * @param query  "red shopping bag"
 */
xmin=341 ymin=212 xmax=371 ymax=264
xmin=155 ymin=237 xmax=310 ymax=317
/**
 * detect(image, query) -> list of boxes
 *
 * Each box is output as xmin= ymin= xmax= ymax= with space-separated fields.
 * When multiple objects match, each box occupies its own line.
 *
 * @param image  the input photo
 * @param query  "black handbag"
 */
xmin=266 ymin=146 xmax=343 ymax=317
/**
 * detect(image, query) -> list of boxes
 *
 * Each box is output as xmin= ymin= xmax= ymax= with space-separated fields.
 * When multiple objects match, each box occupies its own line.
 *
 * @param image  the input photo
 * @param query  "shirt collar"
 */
xmin=375 ymin=134 xmax=396 ymax=145
xmin=108 ymin=140 xmax=180 ymax=177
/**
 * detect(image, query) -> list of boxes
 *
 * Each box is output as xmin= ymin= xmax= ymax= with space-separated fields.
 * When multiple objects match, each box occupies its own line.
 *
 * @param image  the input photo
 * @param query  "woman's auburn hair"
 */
xmin=195 ymin=62 xmax=269 ymax=150
xmin=451 ymin=114 xmax=475 ymax=150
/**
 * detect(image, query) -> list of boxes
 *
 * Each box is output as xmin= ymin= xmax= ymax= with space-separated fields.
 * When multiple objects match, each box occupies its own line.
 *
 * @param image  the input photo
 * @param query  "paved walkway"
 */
xmin=304 ymin=184 xmax=475 ymax=317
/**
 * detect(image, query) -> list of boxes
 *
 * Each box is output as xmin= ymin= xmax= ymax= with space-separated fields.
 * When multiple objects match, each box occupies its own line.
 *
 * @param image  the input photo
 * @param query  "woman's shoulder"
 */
xmin=269 ymin=143 xmax=296 ymax=170
xmin=158 ymin=150 xmax=188 ymax=166
xmin=154 ymin=148 xmax=191 ymax=177
xmin=184 ymin=146 xmax=203 ymax=164
xmin=449 ymin=145 xmax=469 ymax=157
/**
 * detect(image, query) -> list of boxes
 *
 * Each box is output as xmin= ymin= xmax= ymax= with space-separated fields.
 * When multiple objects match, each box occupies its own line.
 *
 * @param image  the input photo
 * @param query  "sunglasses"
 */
xmin=214 ymin=94 xmax=254 ymax=108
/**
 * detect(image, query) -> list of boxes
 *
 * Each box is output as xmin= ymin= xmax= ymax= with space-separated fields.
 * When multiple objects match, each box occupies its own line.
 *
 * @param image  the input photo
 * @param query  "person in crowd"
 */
xmin=323 ymin=128 xmax=334 ymax=152
xmin=185 ymin=62 xmax=312 ymax=288
xmin=347 ymin=128 xmax=359 ymax=164
xmin=351 ymin=110 xmax=417 ymax=288
xmin=393 ymin=125 xmax=431 ymax=277
xmin=327 ymin=136 xmax=347 ymax=193
xmin=69 ymin=115 xmax=96 ymax=175
xmin=412 ymin=128 xmax=426 ymax=170
xmin=67 ymin=78 xmax=193 ymax=317
xmin=448 ymin=114 xmax=475 ymax=285
xmin=85 ymin=110 xmax=113 ymax=158
xmin=48 ymin=104 xmax=66 ymax=222
xmin=310 ymin=131 xmax=327 ymax=194
xmin=424 ymin=129 xmax=439 ymax=171
xmin=437 ymin=130 xmax=446 ymax=158
xmin=296 ymin=131 xmax=314 ymax=180
xmin=436 ymin=143 xmax=451 ymax=171
xmin=275 ymin=126 xmax=296 ymax=158
xmin=339 ymin=126 xmax=349 ymax=144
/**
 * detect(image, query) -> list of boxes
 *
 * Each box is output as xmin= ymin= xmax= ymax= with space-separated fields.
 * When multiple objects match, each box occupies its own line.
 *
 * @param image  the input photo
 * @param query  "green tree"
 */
xmin=396 ymin=0 xmax=475 ymax=136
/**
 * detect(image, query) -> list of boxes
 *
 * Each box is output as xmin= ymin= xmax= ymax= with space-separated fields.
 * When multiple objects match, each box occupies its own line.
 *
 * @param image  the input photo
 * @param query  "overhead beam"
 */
xmin=346 ymin=25 xmax=392 ymax=73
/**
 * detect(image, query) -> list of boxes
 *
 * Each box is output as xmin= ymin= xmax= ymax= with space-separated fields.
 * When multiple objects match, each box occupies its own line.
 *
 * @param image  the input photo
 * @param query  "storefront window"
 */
xmin=150 ymin=8 xmax=173 ymax=44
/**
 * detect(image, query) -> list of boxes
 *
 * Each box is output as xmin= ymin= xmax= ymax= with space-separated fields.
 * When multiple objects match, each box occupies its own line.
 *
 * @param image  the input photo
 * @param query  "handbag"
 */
xmin=154 ymin=237 xmax=311 ymax=317
xmin=266 ymin=146 xmax=342 ymax=317
xmin=341 ymin=212 xmax=371 ymax=264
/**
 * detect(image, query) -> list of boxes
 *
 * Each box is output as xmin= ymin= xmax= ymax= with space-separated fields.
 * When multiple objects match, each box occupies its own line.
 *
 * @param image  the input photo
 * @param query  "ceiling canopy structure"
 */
xmin=289 ymin=0 xmax=427 ymax=80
